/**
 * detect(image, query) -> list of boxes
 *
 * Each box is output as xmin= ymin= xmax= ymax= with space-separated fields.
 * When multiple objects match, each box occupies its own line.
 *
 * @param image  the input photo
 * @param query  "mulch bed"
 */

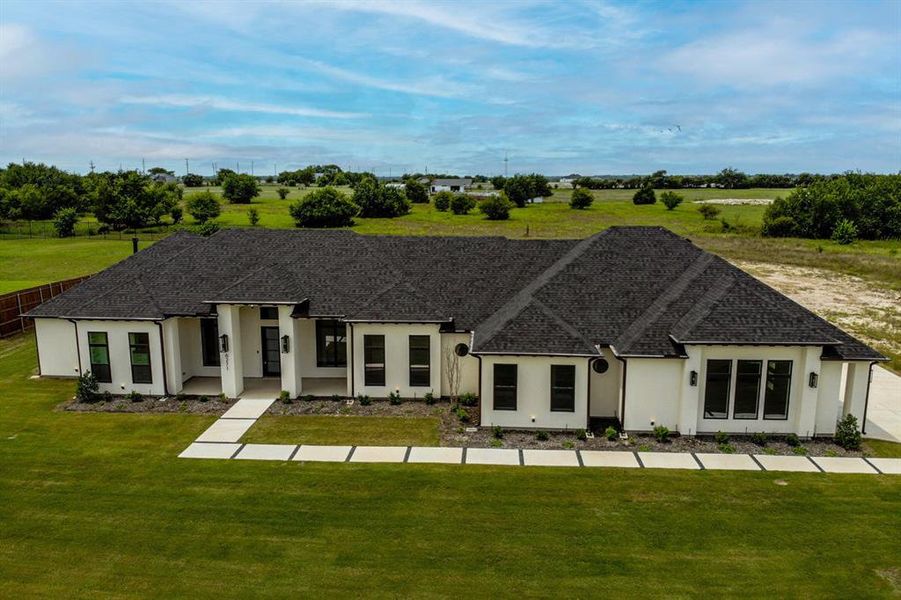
xmin=61 ymin=395 xmax=235 ymax=415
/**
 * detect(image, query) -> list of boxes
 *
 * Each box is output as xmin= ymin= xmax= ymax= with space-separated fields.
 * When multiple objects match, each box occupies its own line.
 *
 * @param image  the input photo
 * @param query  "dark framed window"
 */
xmin=260 ymin=306 xmax=278 ymax=321
xmin=409 ymin=335 xmax=430 ymax=387
xmin=316 ymin=320 xmax=347 ymax=367
xmin=364 ymin=335 xmax=385 ymax=386
xmin=703 ymin=359 xmax=732 ymax=419
xmin=763 ymin=360 xmax=792 ymax=420
xmin=87 ymin=331 xmax=111 ymax=383
xmin=129 ymin=332 xmax=152 ymax=384
xmin=733 ymin=360 xmax=762 ymax=419
xmin=493 ymin=364 xmax=517 ymax=410
xmin=550 ymin=365 xmax=575 ymax=412
xmin=200 ymin=319 xmax=220 ymax=367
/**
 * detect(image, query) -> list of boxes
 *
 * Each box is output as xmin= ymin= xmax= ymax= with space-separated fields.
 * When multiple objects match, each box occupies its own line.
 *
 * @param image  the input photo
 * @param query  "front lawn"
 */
xmin=1 ymin=333 xmax=900 ymax=597
xmin=243 ymin=415 xmax=440 ymax=446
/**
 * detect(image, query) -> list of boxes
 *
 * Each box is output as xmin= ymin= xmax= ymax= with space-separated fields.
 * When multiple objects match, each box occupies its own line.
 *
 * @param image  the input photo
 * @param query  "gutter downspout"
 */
xmin=155 ymin=321 xmax=170 ymax=396
xmin=614 ymin=354 xmax=627 ymax=430
xmin=67 ymin=318 xmax=82 ymax=375
xmin=347 ymin=322 xmax=354 ymax=397
xmin=861 ymin=361 xmax=875 ymax=435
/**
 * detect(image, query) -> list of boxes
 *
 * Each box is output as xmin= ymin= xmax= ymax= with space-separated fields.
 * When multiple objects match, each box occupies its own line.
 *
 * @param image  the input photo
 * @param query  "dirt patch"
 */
xmin=695 ymin=198 xmax=774 ymax=205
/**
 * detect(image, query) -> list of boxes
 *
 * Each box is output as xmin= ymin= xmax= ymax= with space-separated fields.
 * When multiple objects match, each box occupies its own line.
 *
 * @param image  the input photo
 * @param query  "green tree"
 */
xmin=660 ymin=191 xmax=683 ymax=210
xmin=432 ymin=191 xmax=454 ymax=211
xmin=289 ymin=187 xmax=358 ymax=228
xmin=354 ymin=180 xmax=410 ymax=218
xmin=53 ymin=207 xmax=78 ymax=237
xmin=632 ymin=186 xmax=656 ymax=205
xmin=569 ymin=188 xmax=593 ymax=209
xmin=221 ymin=174 xmax=260 ymax=204
xmin=185 ymin=191 xmax=221 ymax=223
xmin=449 ymin=194 xmax=476 ymax=215
xmin=479 ymin=193 xmax=514 ymax=220
xmin=91 ymin=171 xmax=178 ymax=229
xmin=404 ymin=179 xmax=429 ymax=204
xmin=490 ymin=175 xmax=506 ymax=190
xmin=182 ymin=173 xmax=204 ymax=187
xmin=717 ymin=167 xmax=749 ymax=189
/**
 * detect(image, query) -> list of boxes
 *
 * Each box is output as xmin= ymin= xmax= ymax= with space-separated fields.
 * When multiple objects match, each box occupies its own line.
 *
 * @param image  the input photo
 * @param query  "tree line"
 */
xmin=572 ymin=168 xmax=835 ymax=190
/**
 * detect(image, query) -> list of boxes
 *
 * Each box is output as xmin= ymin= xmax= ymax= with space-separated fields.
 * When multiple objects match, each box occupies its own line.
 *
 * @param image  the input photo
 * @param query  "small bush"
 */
xmin=449 ymin=194 xmax=476 ymax=215
xmin=219 ymin=392 xmax=228 ymax=402
xmin=562 ymin=440 xmax=575 ymax=449
xmin=785 ymin=433 xmax=800 ymax=447
xmin=479 ymin=193 xmax=514 ymax=220
xmin=127 ymin=390 xmax=144 ymax=403
xmin=834 ymin=413 xmax=862 ymax=450
xmin=632 ymin=186 xmax=656 ymax=205
xmin=604 ymin=426 xmax=618 ymax=441
xmin=221 ymin=173 xmax=260 ymax=204
xmin=424 ymin=392 xmax=435 ymax=405
xmin=195 ymin=220 xmax=220 ymax=237
xmin=276 ymin=187 xmax=290 ymax=200
xmin=536 ymin=430 xmax=550 ymax=441
xmin=458 ymin=392 xmax=478 ymax=407
xmin=102 ymin=390 xmax=113 ymax=402
xmin=569 ymin=188 xmax=593 ymax=209
xmin=357 ymin=394 xmax=371 ymax=406
xmin=388 ymin=390 xmax=402 ymax=405
xmin=831 ymin=219 xmax=858 ymax=245
xmin=792 ymin=446 xmax=808 ymax=455
xmin=186 ymin=190 xmax=221 ymax=223
xmin=331 ymin=394 xmax=342 ymax=402
xmin=198 ymin=395 xmax=209 ymax=403
xmin=53 ymin=207 xmax=78 ymax=238
xmin=576 ymin=429 xmax=588 ymax=441
xmin=490 ymin=438 xmax=503 ymax=448
xmin=653 ymin=425 xmax=669 ymax=443
xmin=714 ymin=430 xmax=729 ymax=445
xmin=75 ymin=371 xmax=99 ymax=403
xmin=404 ymin=180 xmax=429 ymax=204
xmin=751 ymin=431 xmax=768 ymax=447
xmin=697 ymin=204 xmax=721 ymax=220
xmin=761 ymin=214 xmax=796 ymax=237
xmin=455 ymin=406 xmax=470 ymax=423
xmin=492 ymin=425 xmax=504 ymax=439
xmin=660 ymin=191 xmax=683 ymax=211
xmin=289 ymin=187 xmax=358 ymax=228
xmin=170 ymin=205 xmax=183 ymax=224
xmin=432 ymin=191 xmax=454 ymax=211
xmin=301 ymin=394 xmax=315 ymax=402
xmin=719 ymin=443 xmax=736 ymax=454
xmin=279 ymin=390 xmax=291 ymax=404
xmin=247 ymin=207 xmax=260 ymax=226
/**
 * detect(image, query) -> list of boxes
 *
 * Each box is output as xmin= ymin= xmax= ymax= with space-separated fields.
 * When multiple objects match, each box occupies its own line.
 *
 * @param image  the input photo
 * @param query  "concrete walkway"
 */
xmin=866 ymin=366 xmax=901 ymax=443
xmin=181 ymin=396 xmax=900 ymax=474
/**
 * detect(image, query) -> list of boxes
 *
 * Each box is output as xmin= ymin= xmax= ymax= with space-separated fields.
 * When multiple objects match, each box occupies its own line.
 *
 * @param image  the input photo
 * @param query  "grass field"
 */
xmin=243 ymin=415 xmax=440 ymax=446
xmin=1 ymin=332 xmax=900 ymax=597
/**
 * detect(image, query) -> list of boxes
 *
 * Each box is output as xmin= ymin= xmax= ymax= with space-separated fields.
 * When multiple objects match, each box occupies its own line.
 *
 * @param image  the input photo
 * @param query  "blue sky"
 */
xmin=1 ymin=0 xmax=898 ymax=176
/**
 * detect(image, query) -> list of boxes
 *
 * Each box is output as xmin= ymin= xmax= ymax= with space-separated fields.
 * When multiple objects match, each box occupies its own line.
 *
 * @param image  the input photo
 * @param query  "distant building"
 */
xmin=150 ymin=173 xmax=177 ymax=184
xmin=385 ymin=182 xmax=406 ymax=190
xmin=429 ymin=178 xmax=472 ymax=193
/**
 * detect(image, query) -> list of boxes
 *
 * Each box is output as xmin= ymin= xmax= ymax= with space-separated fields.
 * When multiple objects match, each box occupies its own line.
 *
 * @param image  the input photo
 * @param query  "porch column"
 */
xmin=794 ymin=347 xmax=820 ymax=438
xmin=278 ymin=306 xmax=300 ymax=397
xmin=218 ymin=304 xmax=244 ymax=398
xmin=677 ymin=347 xmax=701 ymax=436
xmin=842 ymin=362 xmax=871 ymax=424
xmin=161 ymin=318 xmax=183 ymax=394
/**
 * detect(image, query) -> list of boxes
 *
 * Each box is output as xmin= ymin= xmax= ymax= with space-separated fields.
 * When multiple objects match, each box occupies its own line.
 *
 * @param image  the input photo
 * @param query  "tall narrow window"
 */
xmin=129 ymin=332 xmax=152 ymax=384
xmin=409 ymin=335 xmax=430 ymax=387
xmin=703 ymin=359 xmax=731 ymax=419
xmin=259 ymin=306 xmax=279 ymax=321
xmin=764 ymin=360 xmax=792 ymax=419
xmin=733 ymin=360 xmax=762 ymax=419
xmin=316 ymin=320 xmax=347 ymax=367
xmin=200 ymin=319 xmax=220 ymax=367
xmin=493 ymin=364 xmax=517 ymax=410
xmin=88 ymin=332 xmax=111 ymax=383
xmin=550 ymin=365 xmax=576 ymax=412
xmin=364 ymin=335 xmax=385 ymax=386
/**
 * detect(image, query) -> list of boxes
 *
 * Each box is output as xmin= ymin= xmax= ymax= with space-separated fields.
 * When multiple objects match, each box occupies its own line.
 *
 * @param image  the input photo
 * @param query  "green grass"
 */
xmin=243 ymin=414 xmax=440 ymax=446
xmin=1 ymin=332 xmax=901 ymax=596
xmin=865 ymin=439 xmax=901 ymax=458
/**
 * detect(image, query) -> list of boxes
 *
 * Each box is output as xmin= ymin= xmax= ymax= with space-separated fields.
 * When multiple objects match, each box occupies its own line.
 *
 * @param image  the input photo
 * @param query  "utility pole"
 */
xmin=504 ymin=152 xmax=509 ymax=178
xmin=89 ymin=160 xmax=95 ymax=173
xmin=236 ymin=161 xmax=240 ymax=173
xmin=251 ymin=160 xmax=254 ymax=176
xmin=185 ymin=158 xmax=189 ymax=175
xmin=141 ymin=158 xmax=145 ymax=174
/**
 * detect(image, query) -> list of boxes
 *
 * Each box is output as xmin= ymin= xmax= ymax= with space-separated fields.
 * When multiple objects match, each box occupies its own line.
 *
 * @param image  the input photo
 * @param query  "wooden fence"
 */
xmin=0 ymin=276 xmax=91 ymax=338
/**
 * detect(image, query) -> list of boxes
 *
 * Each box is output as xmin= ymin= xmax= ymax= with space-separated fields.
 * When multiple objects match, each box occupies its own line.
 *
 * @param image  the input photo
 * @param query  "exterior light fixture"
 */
xmin=281 ymin=335 xmax=290 ymax=353
xmin=690 ymin=370 xmax=698 ymax=386
xmin=219 ymin=334 xmax=229 ymax=353
xmin=809 ymin=372 xmax=818 ymax=388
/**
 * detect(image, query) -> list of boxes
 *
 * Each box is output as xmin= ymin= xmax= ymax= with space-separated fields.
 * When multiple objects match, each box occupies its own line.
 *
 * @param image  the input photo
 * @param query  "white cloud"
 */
xmin=118 ymin=94 xmax=366 ymax=119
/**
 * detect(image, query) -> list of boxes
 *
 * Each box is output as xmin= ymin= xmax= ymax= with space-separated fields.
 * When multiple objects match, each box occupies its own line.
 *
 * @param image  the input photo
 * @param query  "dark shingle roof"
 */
xmin=27 ymin=227 xmax=884 ymax=362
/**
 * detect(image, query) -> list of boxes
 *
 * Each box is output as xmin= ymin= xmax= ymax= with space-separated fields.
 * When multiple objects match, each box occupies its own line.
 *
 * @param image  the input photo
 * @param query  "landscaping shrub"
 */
xmin=424 ymin=392 xmax=435 ymax=405
xmin=182 ymin=173 xmax=204 ymax=187
xmin=279 ymin=390 xmax=291 ymax=404
xmin=785 ymin=433 xmax=800 ymax=447
xmin=831 ymin=218 xmax=858 ymax=244
xmin=127 ymin=390 xmax=144 ymax=403
xmin=432 ymin=191 xmax=454 ymax=211
xmin=388 ymin=390 xmax=401 ymax=405
xmin=632 ymin=186 xmax=656 ymax=205
xmin=331 ymin=394 xmax=342 ymax=402
xmin=562 ymin=440 xmax=575 ymax=449
xmin=247 ymin=207 xmax=260 ymax=226
xmin=221 ymin=173 xmax=260 ymax=204
xmin=455 ymin=406 xmax=470 ymax=423
xmin=75 ymin=371 xmax=99 ymax=403
xmin=479 ymin=193 xmax=514 ymax=220
xmin=697 ymin=204 xmax=721 ymax=220
xmin=276 ymin=187 xmax=290 ymax=200
xmin=195 ymin=220 xmax=220 ymax=237
xmin=576 ymin=429 xmax=588 ymax=442
xmin=604 ymin=426 xmax=618 ymax=441
xmin=792 ymin=446 xmax=809 ymax=455
xmin=660 ymin=191 xmax=683 ymax=211
xmin=170 ymin=205 xmax=183 ymax=224
xmin=198 ymin=395 xmax=209 ymax=403
xmin=354 ymin=180 xmax=411 ymax=218
xmin=289 ymin=187 xmax=358 ymax=228
xmin=719 ymin=443 xmax=736 ymax=454
xmin=751 ymin=431 xmax=768 ymax=447
xmin=653 ymin=425 xmax=669 ymax=443
xmin=714 ymin=430 xmax=730 ymax=445
xmin=301 ymin=394 xmax=315 ymax=402
xmin=569 ymin=188 xmax=593 ymax=209
xmin=536 ymin=430 xmax=549 ymax=441
xmin=458 ymin=392 xmax=478 ymax=407
xmin=490 ymin=438 xmax=503 ymax=448
xmin=492 ymin=425 xmax=504 ymax=439
xmin=404 ymin=180 xmax=429 ymax=204
xmin=186 ymin=191 xmax=221 ymax=223
xmin=449 ymin=194 xmax=476 ymax=215
xmin=219 ymin=392 xmax=228 ymax=402
xmin=53 ymin=207 xmax=78 ymax=237
xmin=357 ymin=394 xmax=371 ymax=406
xmin=835 ymin=414 xmax=862 ymax=450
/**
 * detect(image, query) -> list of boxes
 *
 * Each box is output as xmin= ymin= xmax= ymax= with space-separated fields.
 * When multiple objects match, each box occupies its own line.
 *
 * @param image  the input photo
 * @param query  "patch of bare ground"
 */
xmin=735 ymin=260 xmax=901 ymax=372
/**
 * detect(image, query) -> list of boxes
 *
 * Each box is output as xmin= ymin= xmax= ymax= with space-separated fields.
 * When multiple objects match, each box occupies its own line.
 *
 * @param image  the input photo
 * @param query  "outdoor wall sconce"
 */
xmin=690 ymin=370 xmax=698 ymax=386
xmin=219 ymin=334 xmax=229 ymax=353
xmin=809 ymin=372 xmax=818 ymax=388
xmin=281 ymin=335 xmax=290 ymax=354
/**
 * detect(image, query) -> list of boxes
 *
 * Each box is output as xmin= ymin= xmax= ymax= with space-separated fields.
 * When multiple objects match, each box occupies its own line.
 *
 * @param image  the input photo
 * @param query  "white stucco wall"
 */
xmin=815 ymin=360 xmax=844 ymax=436
xmin=479 ymin=355 xmax=589 ymax=430
xmin=74 ymin=319 xmax=167 ymax=396
xmin=622 ymin=358 xmax=683 ymax=432
xmin=589 ymin=347 xmax=621 ymax=418
xmin=439 ymin=332 xmax=479 ymax=397
xmin=351 ymin=323 xmax=441 ymax=398
xmin=177 ymin=318 xmax=220 ymax=381
xmin=33 ymin=318 xmax=78 ymax=377
xmin=843 ymin=362 xmax=872 ymax=423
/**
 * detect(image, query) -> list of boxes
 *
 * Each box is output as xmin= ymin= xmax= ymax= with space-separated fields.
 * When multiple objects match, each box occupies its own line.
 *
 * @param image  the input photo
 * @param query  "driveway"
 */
xmin=866 ymin=366 xmax=901 ymax=443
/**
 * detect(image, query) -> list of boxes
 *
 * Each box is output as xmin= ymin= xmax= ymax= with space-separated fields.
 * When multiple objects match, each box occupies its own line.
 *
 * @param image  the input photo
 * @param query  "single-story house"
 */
xmin=429 ymin=178 xmax=472 ymax=193
xmin=27 ymin=227 xmax=884 ymax=437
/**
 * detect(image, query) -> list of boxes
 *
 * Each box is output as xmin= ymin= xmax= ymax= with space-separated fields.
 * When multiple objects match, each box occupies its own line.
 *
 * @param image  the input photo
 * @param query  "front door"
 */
xmin=261 ymin=327 xmax=281 ymax=376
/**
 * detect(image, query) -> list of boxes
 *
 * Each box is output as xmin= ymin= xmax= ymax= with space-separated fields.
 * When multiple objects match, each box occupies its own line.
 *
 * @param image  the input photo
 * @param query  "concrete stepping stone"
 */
xmin=638 ymin=451 xmax=700 ymax=470
xmin=811 ymin=456 xmax=878 ymax=474
xmin=407 ymin=447 xmax=463 ymax=464
xmin=695 ymin=453 xmax=761 ymax=471
xmin=579 ymin=451 xmax=641 ymax=468
xmin=235 ymin=444 xmax=296 ymax=461
xmin=349 ymin=446 xmax=408 ymax=463
xmin=465 ymin=448 xmax=520 ymax=466
xmin=222 ymin=399 xmax=276 ymax=420
xmin=292 ymin=445 xmax=352 ymax=462
xmin=866 ymin=458 xmax=901 ymax=475
xmin=195 ymin=418 xmax=257 ymax=443
xmin=753 ymin=454 xmax=820 ymax=472
xmin=179 ymin=442 xmax=241 ymax=459
xmin=522 ymin=449 xmax=579 ymax=467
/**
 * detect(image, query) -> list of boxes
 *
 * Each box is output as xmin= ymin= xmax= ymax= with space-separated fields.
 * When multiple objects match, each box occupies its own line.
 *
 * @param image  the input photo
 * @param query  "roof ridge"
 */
xmin=533 ymin=298 xmax=597 ymax=353
xmin=473 ymin=230 xmax=608 ymax=349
